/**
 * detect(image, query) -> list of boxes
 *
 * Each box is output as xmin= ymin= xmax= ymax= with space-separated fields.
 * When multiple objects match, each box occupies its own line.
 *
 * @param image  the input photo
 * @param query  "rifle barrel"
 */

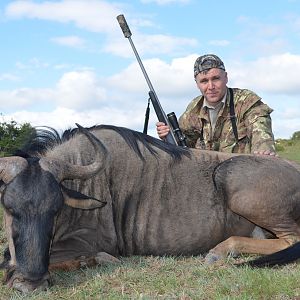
xmin=117 ymin=14 xmax=178 ymax=145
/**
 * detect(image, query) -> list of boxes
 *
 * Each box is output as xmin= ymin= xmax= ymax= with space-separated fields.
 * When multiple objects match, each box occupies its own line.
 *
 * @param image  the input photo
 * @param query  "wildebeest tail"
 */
xmin=242 ymin=242 xmax=300 ymax=267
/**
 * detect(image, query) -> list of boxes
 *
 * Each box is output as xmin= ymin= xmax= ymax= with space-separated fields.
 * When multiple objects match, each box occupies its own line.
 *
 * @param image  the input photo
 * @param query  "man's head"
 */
xmin=194 ymin=54 xmax=228 ymax=106
xmin=194 ymin=54 xmax=225 ymax=78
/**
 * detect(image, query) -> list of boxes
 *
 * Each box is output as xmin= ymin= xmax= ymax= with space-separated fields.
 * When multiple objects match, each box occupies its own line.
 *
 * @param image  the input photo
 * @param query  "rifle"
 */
xmin=116 ymin=14 xmax=187 ymax=148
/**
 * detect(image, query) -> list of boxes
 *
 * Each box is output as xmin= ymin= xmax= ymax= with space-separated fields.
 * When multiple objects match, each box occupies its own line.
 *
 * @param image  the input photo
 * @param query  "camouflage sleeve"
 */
xmin=243 ymin=101 xmax=276 ymax=153
xmin=178 ymin=114 xmax=199 ymax=148
xmin=178 ymin=98 xmax=202 ymax=148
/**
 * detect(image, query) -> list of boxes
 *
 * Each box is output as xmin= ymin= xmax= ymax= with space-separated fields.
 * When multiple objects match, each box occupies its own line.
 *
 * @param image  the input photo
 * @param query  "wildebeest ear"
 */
xmin=60 ymin=185 xmax=107 ymax=210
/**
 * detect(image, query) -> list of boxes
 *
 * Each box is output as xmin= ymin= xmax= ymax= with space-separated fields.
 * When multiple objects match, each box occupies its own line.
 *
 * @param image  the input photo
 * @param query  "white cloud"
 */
xmin=105 ymin=33 xmax=198 ymax=57
xmin=15 ymin=58 xmax=50 ymax=70
xmin=237 ymin=15 xmax=283 ymax=37
xmin=208 ymin=40 xmax=230 ymax=47
xmin=0 ymin=73 xmax=20 ymax=81
xmin=53 ymin=64 xmax=73 ymax=70
xmin=0 ymin=87 xmax=55 ymax=109
xmin=5 ymin=0 xmax=123 ymax=33
xmin=140 ymin=0 xmax=190 ymax=4
xmin=51 ymin=35 xmax=86 ymax=49
xmin=283 ymin=13 xmax=300 ymax=34
xmin=55 ymin=70 xmax=107 ymax=109
xmin=272 ymin=106 xmax=300 ymax=138
xmin=226 ymin=53 xmax=300 ymax=138
xmin=138 ymin=34 xmax=198 ymax=55
xmin=0 ymin=70 xmax=107 ymax=111
xmin=229 ymin=53 xmax=300 ymax=95
xmin=107 ymin=55 xmax=197 ymax=93
xmin=235 ymin=15 xmax=289 ymax=56
xmin=0 ymin=56 xmax=198 ymax=134
xmin=5 ymin=1 xmax=198 ymax=57
xmin=2 ymin=106 xmax=147 ymax=132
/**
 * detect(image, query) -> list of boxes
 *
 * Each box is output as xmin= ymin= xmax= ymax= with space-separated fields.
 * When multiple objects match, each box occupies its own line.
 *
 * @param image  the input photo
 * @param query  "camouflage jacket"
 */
xmin=178 ymin=88 xmax=276 ymax=154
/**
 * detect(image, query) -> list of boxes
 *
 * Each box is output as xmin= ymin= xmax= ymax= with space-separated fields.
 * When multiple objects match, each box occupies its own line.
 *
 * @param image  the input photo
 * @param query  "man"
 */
xmin=157 ymin=54 xmax=276 ymax=155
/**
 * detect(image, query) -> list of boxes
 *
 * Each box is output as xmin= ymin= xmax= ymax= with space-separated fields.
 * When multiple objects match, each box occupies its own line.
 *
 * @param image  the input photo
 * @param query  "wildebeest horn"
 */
xmin=39 ymin=124 xmax=108 ymax=182
xmin=0 ymin=156 xmax=28 ymax=184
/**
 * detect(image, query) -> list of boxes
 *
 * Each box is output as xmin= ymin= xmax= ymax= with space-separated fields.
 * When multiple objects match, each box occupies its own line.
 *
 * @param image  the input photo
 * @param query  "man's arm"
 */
xmin=178 ymin=116 xmax=200 ymax=148
xmin=177 ymin=97 xmax=204 ymax=148
xmin=244 ymin=101 xmax=277 ymax=156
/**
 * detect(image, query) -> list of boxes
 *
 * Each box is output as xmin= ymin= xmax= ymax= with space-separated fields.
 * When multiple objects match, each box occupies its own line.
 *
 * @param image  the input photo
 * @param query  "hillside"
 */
xmin=276 ymin=135 xmax=300 ymax=163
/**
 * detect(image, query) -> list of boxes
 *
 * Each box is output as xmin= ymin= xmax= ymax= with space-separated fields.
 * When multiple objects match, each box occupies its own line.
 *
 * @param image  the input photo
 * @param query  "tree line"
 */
xmin=0 ymin=120 xmax=35 ymax=157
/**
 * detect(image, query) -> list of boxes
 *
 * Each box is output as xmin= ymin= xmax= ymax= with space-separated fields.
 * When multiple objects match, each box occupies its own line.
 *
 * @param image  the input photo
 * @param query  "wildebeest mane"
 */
xmin=15 ymin=124 xmax=190 ymax=161
xmin=13 ymin=126 xmax=62 ymax=158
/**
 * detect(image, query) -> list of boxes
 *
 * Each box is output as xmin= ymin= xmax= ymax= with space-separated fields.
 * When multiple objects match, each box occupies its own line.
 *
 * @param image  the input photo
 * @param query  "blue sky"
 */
xmin=0 ymin=0 xmax=300 ymax=138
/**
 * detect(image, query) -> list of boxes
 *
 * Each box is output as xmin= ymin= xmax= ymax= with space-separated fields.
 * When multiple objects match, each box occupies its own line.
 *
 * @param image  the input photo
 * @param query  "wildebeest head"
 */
xmin=0 ymin=125 xmax=107 ymax=293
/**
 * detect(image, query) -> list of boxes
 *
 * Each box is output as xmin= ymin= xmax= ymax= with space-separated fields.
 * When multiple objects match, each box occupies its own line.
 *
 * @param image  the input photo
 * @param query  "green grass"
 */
xmin=0 ymin=140 xmax=300 ymax=299
xmin=276 ymin=139 xmax=300 ymax=163
xmin=0 ymin=256 xmax=300 ymax=299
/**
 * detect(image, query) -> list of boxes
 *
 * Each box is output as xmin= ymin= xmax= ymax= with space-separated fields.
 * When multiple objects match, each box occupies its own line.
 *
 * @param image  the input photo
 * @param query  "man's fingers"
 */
xmin=156 ymin=122 xmax=170 ymax=139
xmin=253 ymin=150 xmax=278 ymax=157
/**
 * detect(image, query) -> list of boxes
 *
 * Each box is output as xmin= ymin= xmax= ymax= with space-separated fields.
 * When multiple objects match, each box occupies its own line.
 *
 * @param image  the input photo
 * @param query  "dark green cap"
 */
xmin=194 ymin=54 xmax=225 ymax=78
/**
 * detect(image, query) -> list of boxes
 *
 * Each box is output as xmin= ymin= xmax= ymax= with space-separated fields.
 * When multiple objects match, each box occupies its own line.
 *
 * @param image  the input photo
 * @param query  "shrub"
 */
xmin=275 ymin=143 xmax=285 ymax=152
xmin=291 ymin=131 xmax=300 ymax=141
xmin=0 ymin=120 xmax=35 ymax=157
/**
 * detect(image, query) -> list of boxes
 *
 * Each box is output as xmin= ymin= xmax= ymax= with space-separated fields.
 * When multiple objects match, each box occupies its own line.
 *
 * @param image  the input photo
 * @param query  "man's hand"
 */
xmin=253 ymin=150 xmax=278 ymax=157
xmin=156 ymin=122 xmax=170 ymax=139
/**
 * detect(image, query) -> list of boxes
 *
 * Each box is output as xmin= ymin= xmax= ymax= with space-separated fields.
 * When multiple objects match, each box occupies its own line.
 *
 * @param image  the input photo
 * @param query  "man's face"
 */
xmin=195 ymin=68 xmax=228 ymax=106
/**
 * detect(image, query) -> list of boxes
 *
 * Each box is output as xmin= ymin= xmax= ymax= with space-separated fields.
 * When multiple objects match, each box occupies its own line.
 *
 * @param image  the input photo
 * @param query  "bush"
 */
xmin=0 ymin=120 xmax=35 ymax=157
xmin=275 ymin=143 xmax=285 ymax=152
xmin=291 ymin=131 xmax=300 ymax=141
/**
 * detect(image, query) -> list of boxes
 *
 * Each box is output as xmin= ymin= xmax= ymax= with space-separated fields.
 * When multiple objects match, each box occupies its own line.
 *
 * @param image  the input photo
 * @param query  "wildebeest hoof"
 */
xmin=12 ymin=279 xmax=49 ymax=294
xmin=204 ymin=252 xmax=223 ymax=264
xmin=95 ymin=252 xmax=121 ymax=265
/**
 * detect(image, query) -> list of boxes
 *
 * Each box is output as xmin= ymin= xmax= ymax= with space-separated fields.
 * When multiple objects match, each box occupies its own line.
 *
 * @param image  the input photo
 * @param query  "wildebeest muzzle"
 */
xmin=3 ymin=265 xmax=51 ymax=293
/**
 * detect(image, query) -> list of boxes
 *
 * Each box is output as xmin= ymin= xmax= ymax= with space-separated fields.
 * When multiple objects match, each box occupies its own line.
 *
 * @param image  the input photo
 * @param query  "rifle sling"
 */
xmin=229 ymin=88 xmax=239 ymax=144
xmin=143 ymin=98 xmax=151 ymax=134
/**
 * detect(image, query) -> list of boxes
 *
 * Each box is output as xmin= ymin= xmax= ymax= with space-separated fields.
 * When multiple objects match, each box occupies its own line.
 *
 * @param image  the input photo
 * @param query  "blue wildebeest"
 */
xmin=0 ymin=124 xmax=300 ymax=293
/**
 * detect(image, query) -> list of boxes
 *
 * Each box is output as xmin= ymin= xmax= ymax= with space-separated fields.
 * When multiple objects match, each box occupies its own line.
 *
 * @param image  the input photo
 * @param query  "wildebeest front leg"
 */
xmin=49 ymin=252 xmax=121 ymax=271
xmin=205 ymin=237 xmax=291 ymax=264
